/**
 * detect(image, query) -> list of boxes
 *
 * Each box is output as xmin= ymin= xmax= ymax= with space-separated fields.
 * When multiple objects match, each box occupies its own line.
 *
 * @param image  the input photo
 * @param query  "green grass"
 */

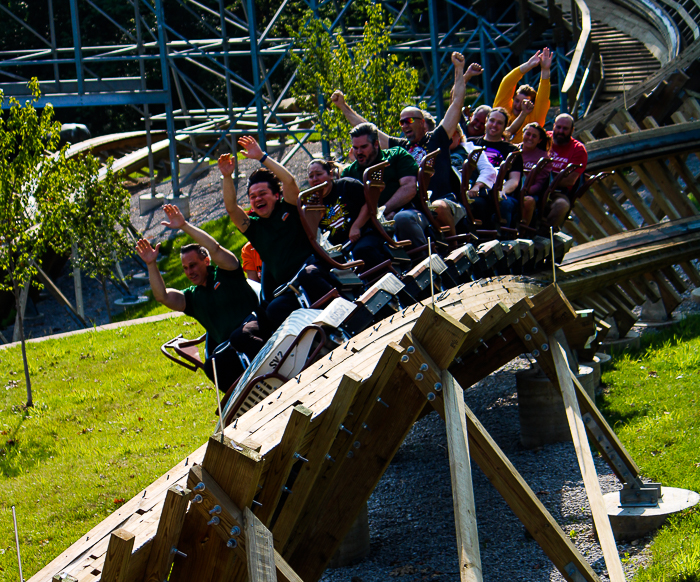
xmin=0 ymin=316 xmax=217 ymax=580
xmin=599 ymin=314 xmax=700 ymax=582
xmin=117 ymin=214 xmax=248 ymax=321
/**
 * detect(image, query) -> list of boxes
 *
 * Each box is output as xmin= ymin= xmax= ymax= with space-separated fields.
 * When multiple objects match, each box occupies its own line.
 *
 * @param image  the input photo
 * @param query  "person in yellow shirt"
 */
xmin=493 ymin=48 xmax=553 ymax=144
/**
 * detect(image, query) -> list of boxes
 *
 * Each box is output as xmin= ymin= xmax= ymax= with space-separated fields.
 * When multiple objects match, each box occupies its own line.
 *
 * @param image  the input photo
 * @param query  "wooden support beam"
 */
xmin=617 ymin=280 xmax=647 ymax=306
xmin=645 ymin=160 xmax=698 ymax=218
xmin=634 ymin=276 xmax=661 ymax=302
xmin=591 ymin=182 xmax=638 ymax=230
xmin=443 ymin=370 xmax=483 ymax=581
xmin=549 ymin=339 xmax=626 ymax=582
xmin=254 ymin=405 xmax=312 ymax=527
xmin=101 ymin=529 xmax=135 ymax=582
xmin=169 ymin=437 xmax=264 ymax=582
xmin=610 ymin=171 xmax=658 ymax=226
xmin=412 ymin=305 xmax=470 ymax=368
xmin=668 ymin=156 xmax=700 ymax=204
xmin=645 ymin=272 xmax=682 ymax=315
xmin=282 ymin=345 xmax=404 ymax=553
xmin=679 ymin=261 xmax=700 ymax=287
xmin=433 ymin=370 xmax=602 ymax=581
xmin=571 ymin=200 xmax=609 ymax=239
xmin=185 ymin=464 xmax=303 ymax=582
xmin=578 ymin=191 xmax=623 ymax=236
xmin=143 ymin=485 xmax=190 ymax=582
xmin=275 ymin=373 xmax=362 ymax=555
xmin=632 ymin=164 xmax=681 ymax=220
xmin=244 ymin=507 xmax=277 ymax=582
xmin=599 ymin=289 xmax=637 ymax=337
xmin=606 ymin=285 xmax=636 ymax=311
xmin=284 ymin=367 xmax=430 ymax=582
xmin=562 ymin=310 xmax=597 ymax=350
xmin=660 ymin=266 xmax=689 ymax=295
xmin=562 ymin=219 xmax=592 ymax=244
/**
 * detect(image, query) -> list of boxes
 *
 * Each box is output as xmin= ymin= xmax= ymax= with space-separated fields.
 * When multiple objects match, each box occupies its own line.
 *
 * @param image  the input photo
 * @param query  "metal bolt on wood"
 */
xmin=230 ymin=526 xmax=241 ymax=536
xmin=415 ymin=373 xmax=424 ymax=381
xmin=376 ymin=397 xmax=389 ymax=407
xmin=293 ymin=452 xmax=309 ymax=462
xmin=208 ymin=505 xmax=221 ymax=515
xmin=401 ymin=355 xmax=409 ymax=363
xmin=192 ymin=494 xmax=203 ymax=504
xmin=532 ymin=349 xmax=540 ymax=357
xmin=407 ymin=346 xmax=415 ymax=354
xmin=227 ymin=538 xmax=238 ymax=549
xmin=434 ymin=383 xmax=442 ymax=391
xmin=426 ymin=392 xmax=436 ymax=401
xmin=524 ymin=334 xmax=532 ymax=341
xmin=170 ymin=547 xmax=188 ymax=558
xmin=193 ymin=482 xmax=205 ymax=492
xmin=340 ymin=425 xmax=352 ymax=435
xmin=283 ymin=487 xmax=293 ymax=494
xmin=207 ymin=517 xmax=220 ymax=526
xmin=419 ymin=363 xmax=428 ymax=371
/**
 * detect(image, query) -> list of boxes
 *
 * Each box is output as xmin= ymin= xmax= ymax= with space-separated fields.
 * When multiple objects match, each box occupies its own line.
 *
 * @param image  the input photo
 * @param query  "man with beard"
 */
xmin=545 ymin=113 xmax=588 ymax=229
xmin=339 ymin=122 xmax=422 ymax=248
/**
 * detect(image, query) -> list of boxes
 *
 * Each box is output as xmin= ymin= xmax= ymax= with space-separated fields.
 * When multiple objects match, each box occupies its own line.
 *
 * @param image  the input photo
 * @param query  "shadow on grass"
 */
xmin=0 ymin=406 xmax=55 ymax=478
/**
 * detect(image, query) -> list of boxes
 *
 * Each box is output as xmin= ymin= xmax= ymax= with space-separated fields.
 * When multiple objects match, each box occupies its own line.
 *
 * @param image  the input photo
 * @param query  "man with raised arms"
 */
xmin=135 ymin=204 xmax=261 ymax=391
xmin=333 ymin=53 xmax=482 ymax=238
xmin=218 ymin=136 xmax=337 ymax=332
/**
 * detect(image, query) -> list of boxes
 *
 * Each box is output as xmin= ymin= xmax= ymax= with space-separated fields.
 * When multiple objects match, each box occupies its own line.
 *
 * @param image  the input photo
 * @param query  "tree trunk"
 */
xmin=12 ymin=274 xmax=33 ymax=408
xmin=101 ymin=275 xmax=112 ymax=323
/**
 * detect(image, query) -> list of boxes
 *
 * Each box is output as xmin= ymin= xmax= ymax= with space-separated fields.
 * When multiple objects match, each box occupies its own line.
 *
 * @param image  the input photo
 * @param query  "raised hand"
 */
xmin=238 ymin=135 xmax=264 ymax=161
xmin=522 ymin=99 xmax=535 ymax=114
xmin=136 ymin=239 xmax=160 ymax=265
xmin=161 ymin=204 xmax=186 ymax=230
xmin=218 ymin=153 xmax=236 ymax=177
xmin=451 ymin=52 xmax=465 ymax=70
xmin=523 ymin=50 xmax=542 ymax=72
xmin=540 ymin=47 xmax=553 ymax=71
xmin=330 ymin=90 xmax=346 ymax=109
xmin=464 ymin=63 xmax=483 ymax=80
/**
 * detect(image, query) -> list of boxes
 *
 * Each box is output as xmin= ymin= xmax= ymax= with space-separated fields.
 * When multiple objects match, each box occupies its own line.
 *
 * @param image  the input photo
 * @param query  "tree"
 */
xmin=67 ymin=154 xmax=133 ymax=323
xmin=0 ymin=79 xmax=76 ymax=408
xmin=289 ymin=3 xmax=419 ymax=157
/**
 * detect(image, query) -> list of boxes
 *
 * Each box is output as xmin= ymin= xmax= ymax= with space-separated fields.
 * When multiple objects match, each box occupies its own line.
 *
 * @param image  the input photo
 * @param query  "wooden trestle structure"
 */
xmin=31 ymin=202 xmax=700 ymax=582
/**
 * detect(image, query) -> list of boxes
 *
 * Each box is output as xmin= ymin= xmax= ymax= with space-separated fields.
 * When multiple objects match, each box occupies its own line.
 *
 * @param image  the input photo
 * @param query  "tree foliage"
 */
xmin=0 ymin=79 xmax=77 ymax=406
xmin=289 ymin=3 xmax=419 ymax=157
xmin=67 ymin=155 xmax=133 ymax=323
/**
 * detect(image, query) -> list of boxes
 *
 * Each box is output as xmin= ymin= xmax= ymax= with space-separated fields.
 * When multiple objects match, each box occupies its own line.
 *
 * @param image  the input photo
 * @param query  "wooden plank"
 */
xmin=661 ymin=266 xmax=689 ymax=294
xmin=254 ymin=405 xmax=312 ymax=526
xmin=275 ymin=373 xmax=362 ymax=555
xmin=668 ymin=156 xmax=700 ymax=204
xmin=591 ymin=181 xmax=638 ymax=230
xmin=185 ymin=464 xmax=303 ymax=582
xmin=143 ymin=485 xmax=190 ymax=582
xmin=284 ymin=367 xmax=430 ymax=582
xmin=606 ymin=285 xmax=636 ymax=311
xmin=633 ymin=276 xmax=662 ymax=302
xmin=562 ymin=310 xmax=597 ymax=350
xmin=632 ymin=164 xmax=681 ymax=220
xmin=244 ymin=507 xmax=277 ymax=582
xmin=645 ymin=160 xmax=698 ymax=218
xmin=572 ymin=198 xmax=612 ymax=239
xmin=680 ymin=261 xmax=700 ymax=287
xmin=562 ymin=218 xmax=592 ymax=244
xmin=412 ymin=305 xmax=470 ymax=368
xmin=549 ymin=339 xmax=627 ymax=582
xmin=101 ymin=529 xmax=134 ymax=582
xmin=443 ymin=370 xmax=483 ymax=582
xmin=599 ymin=289 xmax=637 ymax=337
xmin=645 ymin=272 xmax=682 ymax=315
xmin=279 ymin=345 xmax=404 ymax=553
xmin=610 ymin=171 xmax=658 ymax=226
xmin=169 ymin=437 xmax=264 ymax=582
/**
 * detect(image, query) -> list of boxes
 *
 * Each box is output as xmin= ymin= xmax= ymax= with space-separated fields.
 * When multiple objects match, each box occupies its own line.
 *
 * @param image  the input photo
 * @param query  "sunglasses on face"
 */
xmin=399 ymin=117 xmax=421 ymax=126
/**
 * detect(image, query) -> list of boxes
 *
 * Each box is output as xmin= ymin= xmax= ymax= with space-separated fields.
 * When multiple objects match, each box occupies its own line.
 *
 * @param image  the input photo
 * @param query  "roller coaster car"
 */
xmin=362 ymin=160 xmax=413 ymax=266
xmin=517 ymin=156 xmax=552 ymax=237
xmin=457 ymin=147 xmax=499 ymax=241
xmin=489 ymin=150 xmax=521 ymax=240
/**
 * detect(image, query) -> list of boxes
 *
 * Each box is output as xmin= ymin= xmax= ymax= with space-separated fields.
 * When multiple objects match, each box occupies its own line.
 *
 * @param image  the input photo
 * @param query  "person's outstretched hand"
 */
xmin=330 ymin=90 xmax=346 ymax=109
xmin=218 ymin=153 xmax=236 ymax=177
xmin=238 ymin=135 xmax=264 ymax=161
xmin=540 ymin=47 xmax=553 ymax=71
xmin=161 ymin=204 xmax=186 ymax=230
xmin=464 ymin=63 xmax=483 ymax=81
xmin=136 ymin=239 xmax=160 ymax=264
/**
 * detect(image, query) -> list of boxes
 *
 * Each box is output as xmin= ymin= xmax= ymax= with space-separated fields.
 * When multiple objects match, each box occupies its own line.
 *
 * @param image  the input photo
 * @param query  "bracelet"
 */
xmin=259 ymin=152 xmax=268 ymax=164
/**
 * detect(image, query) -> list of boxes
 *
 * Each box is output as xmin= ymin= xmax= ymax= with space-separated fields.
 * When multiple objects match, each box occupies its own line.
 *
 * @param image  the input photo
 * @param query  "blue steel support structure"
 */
xmin=0 ymin=0 xmax=583 ymax=173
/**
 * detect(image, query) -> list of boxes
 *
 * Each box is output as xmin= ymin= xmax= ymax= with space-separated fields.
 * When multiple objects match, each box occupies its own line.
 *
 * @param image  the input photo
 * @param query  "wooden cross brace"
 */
xmin=186 ymin=463 xmax=303 ymax=582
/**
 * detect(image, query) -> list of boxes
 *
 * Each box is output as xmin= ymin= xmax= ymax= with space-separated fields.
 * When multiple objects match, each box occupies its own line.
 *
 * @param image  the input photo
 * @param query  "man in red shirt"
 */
xmin=545 ymin=113 xmax=588 ymax=229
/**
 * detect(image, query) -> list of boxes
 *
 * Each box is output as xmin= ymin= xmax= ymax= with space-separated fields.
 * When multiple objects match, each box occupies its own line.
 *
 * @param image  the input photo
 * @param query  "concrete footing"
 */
xmin=605 ymin=487 xmax=700 ymax=541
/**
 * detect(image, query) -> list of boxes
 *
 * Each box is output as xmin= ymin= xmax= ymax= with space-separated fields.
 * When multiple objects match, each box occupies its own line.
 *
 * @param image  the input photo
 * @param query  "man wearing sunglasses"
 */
xmin=332 ymin=53 xmax=482 ymax=238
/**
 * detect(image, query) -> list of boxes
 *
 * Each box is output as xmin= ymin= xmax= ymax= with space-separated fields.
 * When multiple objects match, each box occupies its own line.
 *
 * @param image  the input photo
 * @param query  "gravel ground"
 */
xmin=3 ymin=142 xmax=699 ymax=581
xmin=320 ymin=359 xmax=654 ymax=582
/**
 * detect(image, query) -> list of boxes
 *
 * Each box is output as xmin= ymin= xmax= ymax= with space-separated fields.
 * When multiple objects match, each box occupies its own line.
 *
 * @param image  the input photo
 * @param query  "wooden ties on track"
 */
xmin=35 ymin=279 xmax=648 ymax=582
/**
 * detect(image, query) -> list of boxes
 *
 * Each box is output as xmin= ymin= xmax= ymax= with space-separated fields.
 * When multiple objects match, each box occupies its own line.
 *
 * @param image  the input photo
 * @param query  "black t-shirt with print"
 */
xmin=389 ymin=125 xmax=453 ymax=200
xmin=321 ymin=177 xmax=366 ymax=246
